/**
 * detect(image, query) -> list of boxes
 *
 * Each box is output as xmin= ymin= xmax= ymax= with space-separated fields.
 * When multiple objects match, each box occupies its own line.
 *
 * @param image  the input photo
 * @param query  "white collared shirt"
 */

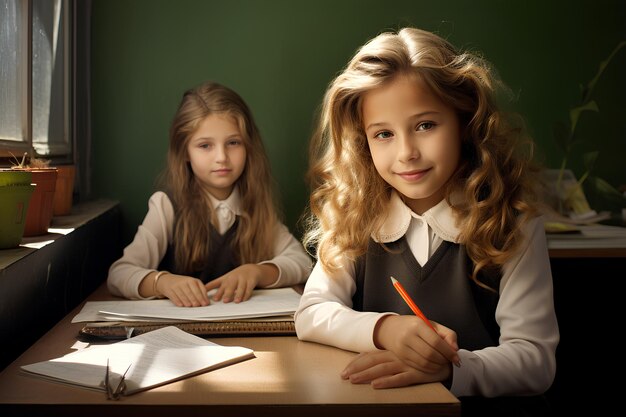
xmin=207 ymin=187 xmax=242 ymax=235
xmin=295 ymin=191 xmax=559 ymax=398
xmin=405 ymin=211 xmax=441 ymax=266
xmin=372 ymin=192 xmax=458 ymax=266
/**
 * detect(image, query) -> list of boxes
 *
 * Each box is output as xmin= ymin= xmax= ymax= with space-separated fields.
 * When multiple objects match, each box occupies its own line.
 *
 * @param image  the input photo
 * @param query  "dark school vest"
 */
xmin=158 ymin=218 xmax=241 ymax=284
xmin=353 ymin=237 xmax=500 ymax=351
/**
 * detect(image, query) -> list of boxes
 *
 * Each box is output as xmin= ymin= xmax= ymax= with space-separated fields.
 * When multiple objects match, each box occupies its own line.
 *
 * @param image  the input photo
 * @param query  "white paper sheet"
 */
xmin=21 ymin=326 xmax=255 ymax=395
xmin=72 ymin=287 xmax=301 ymax=323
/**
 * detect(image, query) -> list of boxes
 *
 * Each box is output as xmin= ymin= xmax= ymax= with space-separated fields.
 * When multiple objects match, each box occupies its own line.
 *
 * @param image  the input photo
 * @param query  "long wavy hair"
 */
xmin=162 ymin=81 xmax=279 ymax=274
xmin=303 ymin=27 xmax=540 ymax=286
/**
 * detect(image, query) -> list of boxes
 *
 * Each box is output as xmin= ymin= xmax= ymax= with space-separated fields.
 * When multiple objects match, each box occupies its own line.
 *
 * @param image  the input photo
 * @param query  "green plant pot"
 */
xmin=0 ymin=169 xmax=32 ymax=186
xmin=0 ymin=184 xmax=36 ymax=249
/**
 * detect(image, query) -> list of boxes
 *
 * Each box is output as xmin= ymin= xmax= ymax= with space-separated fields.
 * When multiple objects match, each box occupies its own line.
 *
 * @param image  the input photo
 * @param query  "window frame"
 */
xmin=0 ymin=0 xmax=74 ymax=167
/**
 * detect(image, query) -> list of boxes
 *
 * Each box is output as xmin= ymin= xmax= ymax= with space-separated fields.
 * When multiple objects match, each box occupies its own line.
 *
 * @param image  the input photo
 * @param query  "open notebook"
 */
xmin=21 ymin=326 xmax=255 ymax=396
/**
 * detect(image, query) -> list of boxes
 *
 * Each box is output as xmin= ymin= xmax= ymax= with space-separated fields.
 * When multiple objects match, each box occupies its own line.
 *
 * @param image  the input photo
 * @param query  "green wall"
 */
xmin=91 ymin=0 xmax=626 ymax=244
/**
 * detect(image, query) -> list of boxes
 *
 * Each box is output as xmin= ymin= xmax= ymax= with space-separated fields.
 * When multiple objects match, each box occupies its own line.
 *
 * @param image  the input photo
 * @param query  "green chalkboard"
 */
xmin=90 ymin=0 xmax=626 ymax=243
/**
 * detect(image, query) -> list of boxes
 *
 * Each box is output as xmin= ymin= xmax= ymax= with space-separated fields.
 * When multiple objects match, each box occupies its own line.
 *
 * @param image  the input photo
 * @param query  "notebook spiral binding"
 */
xmin=79 ymin=320 xmax=296 ymax=341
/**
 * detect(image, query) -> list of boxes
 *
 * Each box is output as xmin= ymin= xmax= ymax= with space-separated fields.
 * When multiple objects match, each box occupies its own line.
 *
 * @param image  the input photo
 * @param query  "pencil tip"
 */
xmin=390 ymin=276 xmax=397 ymax=283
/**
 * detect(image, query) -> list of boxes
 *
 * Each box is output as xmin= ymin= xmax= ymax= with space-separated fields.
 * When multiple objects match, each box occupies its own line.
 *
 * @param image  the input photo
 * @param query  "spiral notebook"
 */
xmin=73 ymin=287 xmax=300 ymax=340
xmin=79 ymin=317 xmax=296 ymax=341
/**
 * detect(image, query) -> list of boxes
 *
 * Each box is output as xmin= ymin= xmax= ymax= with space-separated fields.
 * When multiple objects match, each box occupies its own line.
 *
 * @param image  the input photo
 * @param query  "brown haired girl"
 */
xmin=108 ymin=81 xmax=312 ymax=306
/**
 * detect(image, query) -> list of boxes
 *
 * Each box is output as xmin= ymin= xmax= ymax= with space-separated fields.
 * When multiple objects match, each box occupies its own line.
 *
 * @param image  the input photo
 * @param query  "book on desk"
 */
xmin=72 ymin=287 xmax=300 ymax=340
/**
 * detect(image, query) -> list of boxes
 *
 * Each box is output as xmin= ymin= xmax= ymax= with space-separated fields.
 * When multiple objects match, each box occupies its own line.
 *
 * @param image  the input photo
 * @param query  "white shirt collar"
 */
xmin=207 ymin=186 xmax=243 ymax=215
xmin=373 ymin=191 xmax=461 ymax=244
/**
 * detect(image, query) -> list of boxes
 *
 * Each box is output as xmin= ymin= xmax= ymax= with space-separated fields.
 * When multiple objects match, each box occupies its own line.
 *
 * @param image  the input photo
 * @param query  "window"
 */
xmin=0 ymin=0 xmax=73 ymax=165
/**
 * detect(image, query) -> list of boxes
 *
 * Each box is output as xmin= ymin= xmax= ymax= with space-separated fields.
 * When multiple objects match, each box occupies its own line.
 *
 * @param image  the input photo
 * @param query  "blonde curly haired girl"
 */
xmin=295 ymin=28 xmax=558 ymax=409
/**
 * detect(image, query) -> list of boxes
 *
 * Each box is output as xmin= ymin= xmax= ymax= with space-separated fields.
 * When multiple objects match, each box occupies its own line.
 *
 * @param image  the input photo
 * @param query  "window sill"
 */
xmin=0 ymin=199 xmax=119 ymax=270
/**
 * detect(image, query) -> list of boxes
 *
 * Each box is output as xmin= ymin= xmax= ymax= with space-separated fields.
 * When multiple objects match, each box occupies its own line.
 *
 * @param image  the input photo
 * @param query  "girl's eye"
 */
xmin=227 ymin=139 xmax=242 ymax=146
xmin=199 ymin=143 xmax=211 ymax=149
xmin=374 ymin=131 xmax=393 ymax=140
xmin=417 ymin=121 xmax=435 ymax=131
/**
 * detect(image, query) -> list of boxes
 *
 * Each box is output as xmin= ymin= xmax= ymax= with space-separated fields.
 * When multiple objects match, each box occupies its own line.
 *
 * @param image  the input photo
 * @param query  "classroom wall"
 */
xmin=90 ymin=0 xmax=626 ymax=244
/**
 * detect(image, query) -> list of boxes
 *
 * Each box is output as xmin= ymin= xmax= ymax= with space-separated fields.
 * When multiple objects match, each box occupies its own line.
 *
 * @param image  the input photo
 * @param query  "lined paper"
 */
xmin=21 ymin=326 xmax=255 ymax=395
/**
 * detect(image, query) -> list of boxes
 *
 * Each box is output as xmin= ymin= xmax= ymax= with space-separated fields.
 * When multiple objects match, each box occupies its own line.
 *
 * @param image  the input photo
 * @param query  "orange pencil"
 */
xmin=390 ymin=276 xmax=435 ymax=331
xmin=390 ymin=276 xmax=461 ymax=367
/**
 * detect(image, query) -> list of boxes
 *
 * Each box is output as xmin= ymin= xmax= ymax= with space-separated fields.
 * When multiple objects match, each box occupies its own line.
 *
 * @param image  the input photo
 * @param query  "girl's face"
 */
xmin=186 ymin=113 xmax=247 ymax=200
xmin=362 ymin=74 xmax=461 ymax=215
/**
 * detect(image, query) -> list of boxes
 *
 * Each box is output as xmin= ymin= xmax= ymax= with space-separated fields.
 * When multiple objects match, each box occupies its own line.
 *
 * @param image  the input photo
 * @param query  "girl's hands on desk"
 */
xmin=142 ymin=263 xmax=279 ymax=306
xmin=150 ymin=273 xmax=211 ymax=307
xmin=205 ymin=263 xmax=279 ymax=303
xmin=341 ymin=316 xmax=458 ymax=389
xmin=340 ymin=350 xmax=453 ymax=389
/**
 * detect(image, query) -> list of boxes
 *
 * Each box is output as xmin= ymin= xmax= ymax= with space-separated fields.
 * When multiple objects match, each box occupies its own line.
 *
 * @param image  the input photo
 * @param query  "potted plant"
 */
xmin=550 ymin=41 xmax=626 ymax=219
xmin=8 ymin=152 xmax=59 ymax=237
xmin=0 ymin=164 xmax=35 ymax=249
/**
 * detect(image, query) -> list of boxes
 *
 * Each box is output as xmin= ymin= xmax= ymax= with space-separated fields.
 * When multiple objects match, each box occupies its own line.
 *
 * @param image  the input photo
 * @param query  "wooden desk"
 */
xmin=0 ymin=286 xmax=460 ymax=417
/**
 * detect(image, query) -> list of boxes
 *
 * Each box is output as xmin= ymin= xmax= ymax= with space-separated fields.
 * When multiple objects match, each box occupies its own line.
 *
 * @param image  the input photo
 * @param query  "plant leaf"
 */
xmin=569 ymin=100 xmax=599 ymax=135
xmin=594 ymin=176 xmax=624 ymax=195
xmin=582 ymin=151 xmax=599 ymax=170
xmin=587 ymin=176 xmax=626 ymax=202
xmin=575 ymin=151 xmax=600 ymax=186
xmin=583 ymin=40 xmax=626 ymax=103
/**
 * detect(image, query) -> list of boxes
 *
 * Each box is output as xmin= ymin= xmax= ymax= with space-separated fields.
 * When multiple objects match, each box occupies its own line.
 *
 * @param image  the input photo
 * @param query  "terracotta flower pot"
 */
xmin=23 ymin=168 xmax=58 ymax=236
xmin=53 ymin=165 xmax=75 ymax=216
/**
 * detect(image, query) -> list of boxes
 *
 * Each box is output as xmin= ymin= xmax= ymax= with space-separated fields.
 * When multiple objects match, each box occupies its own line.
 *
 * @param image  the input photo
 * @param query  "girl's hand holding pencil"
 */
xmin=342 ymin=314 xmax=459 ymax=389
xmin=388 ymin=276 xmax=461 ymax=367
xmin=340 ymin=276 xmax=461 ymax=389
